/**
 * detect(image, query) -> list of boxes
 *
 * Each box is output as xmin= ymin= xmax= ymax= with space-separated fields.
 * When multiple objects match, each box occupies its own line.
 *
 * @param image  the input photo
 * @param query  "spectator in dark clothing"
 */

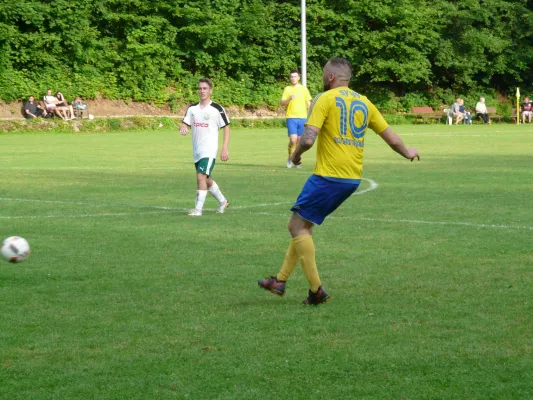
xmin=459 ymin=99 xmax=472 ymax=124
xmin=521 ymin=96 xmax=532 ymax=124
xmin=24 ymin=96 xmax=46 ymax=119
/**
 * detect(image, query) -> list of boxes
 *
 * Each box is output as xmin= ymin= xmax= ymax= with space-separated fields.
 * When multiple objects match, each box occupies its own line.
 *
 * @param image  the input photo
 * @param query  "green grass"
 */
xmin=1 ymin=124 xmax=532 ymax=399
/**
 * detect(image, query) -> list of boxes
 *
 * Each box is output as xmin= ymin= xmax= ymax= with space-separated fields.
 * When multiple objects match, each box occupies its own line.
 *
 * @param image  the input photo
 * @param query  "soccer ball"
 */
xmin=1 ymin=236 xmax=31 ymax=263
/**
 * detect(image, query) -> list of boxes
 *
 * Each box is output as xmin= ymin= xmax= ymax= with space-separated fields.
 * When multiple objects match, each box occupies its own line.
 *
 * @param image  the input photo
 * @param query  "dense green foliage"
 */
xmin=0 ymin=115 xmax=287 ymax=133
xmin=1 ymin=0 xmax=532 ymax=110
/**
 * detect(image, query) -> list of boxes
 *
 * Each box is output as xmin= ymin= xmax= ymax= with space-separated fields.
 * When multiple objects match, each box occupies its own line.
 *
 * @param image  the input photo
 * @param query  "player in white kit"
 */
xmin=180 ymin=78 xmax=231 ymax=216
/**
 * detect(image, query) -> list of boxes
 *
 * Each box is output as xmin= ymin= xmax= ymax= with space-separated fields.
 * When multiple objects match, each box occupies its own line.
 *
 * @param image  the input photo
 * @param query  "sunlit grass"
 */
xmin=1 ymin=124 xmax=532 ymax=399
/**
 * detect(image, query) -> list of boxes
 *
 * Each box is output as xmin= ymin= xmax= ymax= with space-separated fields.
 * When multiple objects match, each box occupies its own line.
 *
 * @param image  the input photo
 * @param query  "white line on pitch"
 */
xmin=0 ymin=178 xmax=377 ymax=212
xmin=0 ymin=197 xmax=295 ymax=212
xmin=0 ymin=211 xmax=174 ymax=219
xmin=0 ymin=166 xmax=310 ymax=173
xmin=252 ymin=212 xmax=533 ymax=231
xmin=0 ymin=197 xmax=179 ymax=210
xmin=3 ymin=209 xmax=531 ymax=231
xmin=0 ymin=178 xmax=379 ymax=220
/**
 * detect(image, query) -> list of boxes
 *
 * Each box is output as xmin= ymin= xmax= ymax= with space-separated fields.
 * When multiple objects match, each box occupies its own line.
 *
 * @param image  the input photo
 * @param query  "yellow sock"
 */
xmin=277 ymin=239 xmax=299 ymax=281
xmin=288 ymin=143 xmax=295 ymax=158
xmin=293 ymin=234 xmax=321 ymax=292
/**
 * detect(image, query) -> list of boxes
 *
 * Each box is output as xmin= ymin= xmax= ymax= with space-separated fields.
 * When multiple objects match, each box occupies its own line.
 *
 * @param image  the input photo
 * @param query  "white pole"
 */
xmin=301 ymin=0 xmax=307 ymax=86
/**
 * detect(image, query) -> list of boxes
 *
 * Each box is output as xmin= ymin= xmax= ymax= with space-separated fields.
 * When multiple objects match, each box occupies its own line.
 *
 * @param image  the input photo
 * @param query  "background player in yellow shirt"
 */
xmin=280 ymin=69 xmax=312 ymax=168
xmin=259 ymin=58 xmax=420 ymax=305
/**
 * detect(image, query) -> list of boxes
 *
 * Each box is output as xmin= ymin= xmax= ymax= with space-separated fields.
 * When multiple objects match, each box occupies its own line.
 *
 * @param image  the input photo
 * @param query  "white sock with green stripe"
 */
xmin=208 ymin=181 xmax=226 ymax=204
xmin=195 ymin=190 xmax=208 ymax=211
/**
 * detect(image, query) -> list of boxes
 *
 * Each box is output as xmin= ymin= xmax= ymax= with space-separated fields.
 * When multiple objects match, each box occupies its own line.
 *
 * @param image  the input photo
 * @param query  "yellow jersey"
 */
xmin=306 ymin=87 xmax=389 ymax=181
xmin=281 ymin=84 xmax=312 ymax=118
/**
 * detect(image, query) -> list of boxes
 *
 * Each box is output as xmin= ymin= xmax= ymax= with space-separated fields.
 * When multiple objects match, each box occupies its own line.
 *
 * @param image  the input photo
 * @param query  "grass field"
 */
xmin=1 ymin=124 xmax=532 ymax=399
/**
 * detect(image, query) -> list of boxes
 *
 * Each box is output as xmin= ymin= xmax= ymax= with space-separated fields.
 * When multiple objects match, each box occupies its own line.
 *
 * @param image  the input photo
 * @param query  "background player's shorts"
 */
xmin=195 ymin=157 xmax=216 ymax=176
xmin=291 ymin=174 xmax=360 ymax=225
xmin=286 ymin=118 xmax=306 ymax=136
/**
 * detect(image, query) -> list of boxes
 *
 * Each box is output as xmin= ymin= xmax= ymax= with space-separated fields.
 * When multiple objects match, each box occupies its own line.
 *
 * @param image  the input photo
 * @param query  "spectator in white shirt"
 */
xmin=43 ymin=89 xmax=68 ymax=120
xmin=475 ymin=97 xmax=491 ymax=124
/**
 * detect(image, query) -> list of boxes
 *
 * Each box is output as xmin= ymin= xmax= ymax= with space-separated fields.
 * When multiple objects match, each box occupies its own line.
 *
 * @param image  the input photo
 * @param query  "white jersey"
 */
xmin=43 ymin=95 xmax=57 ymax=105
xmin=183 ymin=101 xmax=230 ymax=162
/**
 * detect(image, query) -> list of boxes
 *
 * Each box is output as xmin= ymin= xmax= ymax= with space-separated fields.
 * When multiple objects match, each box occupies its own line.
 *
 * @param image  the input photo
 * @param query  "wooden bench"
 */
xmin=511 ymin=108 xmax=533 ymax=123
xmin=411 ymin=106 xmax=442 ymax=124
xmin=486 ymin=106 xmax=502 ymax=123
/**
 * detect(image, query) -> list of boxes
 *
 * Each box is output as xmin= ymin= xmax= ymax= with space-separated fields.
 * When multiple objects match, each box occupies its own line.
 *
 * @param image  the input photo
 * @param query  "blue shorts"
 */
xmin=290 ymin=175 xmax=360 ymax=225
xmin=287 ymin=118 xmax=306 ymax=136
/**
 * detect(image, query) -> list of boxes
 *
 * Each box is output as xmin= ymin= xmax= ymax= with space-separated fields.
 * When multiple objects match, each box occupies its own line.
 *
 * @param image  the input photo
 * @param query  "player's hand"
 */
xmin=220 ymin=149 xmax=229 ymax=161
xmin=407 ymin=147 xmax=420 ymax=161
xmin=180 ymin=126 xmax=189 ymax=135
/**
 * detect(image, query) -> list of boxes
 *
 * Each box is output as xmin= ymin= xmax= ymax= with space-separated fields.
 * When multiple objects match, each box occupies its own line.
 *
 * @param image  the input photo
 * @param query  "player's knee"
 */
xmin=288 ymin=219 xmax=311 ymax=238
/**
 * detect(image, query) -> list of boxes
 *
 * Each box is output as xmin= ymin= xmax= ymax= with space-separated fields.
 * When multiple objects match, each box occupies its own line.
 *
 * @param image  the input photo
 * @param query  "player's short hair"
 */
xmin=198 ymin=78 xmax=213 ymax=88
xmin=290 ymin=69 xmax=300 ymax=75
xmin=326 ymin=58 xmax=352 ymax=81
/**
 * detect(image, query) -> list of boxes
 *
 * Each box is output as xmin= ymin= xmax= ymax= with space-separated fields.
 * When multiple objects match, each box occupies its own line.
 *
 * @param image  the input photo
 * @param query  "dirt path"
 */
xmin=1 ymin=99 xmax=284 ymax=119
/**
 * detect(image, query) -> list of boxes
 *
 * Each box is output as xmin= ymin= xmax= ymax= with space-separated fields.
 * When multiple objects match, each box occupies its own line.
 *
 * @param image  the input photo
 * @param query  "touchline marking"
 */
xmin=252 ymin=212 xmax=533 ymax=231
xmin=401 ymin=133 xmax=484 ymax=137
xmin=0 ymin=179 xmax=379 ymax=219
xmin=0 ymin=211 xmax=174 ymax=220
xmin=354 ymin=178 xmax=378 ymax=195
xmin=0 ymin=197 xmax=179 ymax=210
xmin=0 ymin=197 xmax=296 ymax=212
xmin=231 ymin=202 xmax=292 ymax=209
xmin=1 ymin=166 xmax=311 ymax=173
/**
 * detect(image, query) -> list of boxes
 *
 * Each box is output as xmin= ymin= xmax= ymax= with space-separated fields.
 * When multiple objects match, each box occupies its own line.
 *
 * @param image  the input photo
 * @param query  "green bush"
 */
xmin=231 ymin=118 xmax=285 ymax=129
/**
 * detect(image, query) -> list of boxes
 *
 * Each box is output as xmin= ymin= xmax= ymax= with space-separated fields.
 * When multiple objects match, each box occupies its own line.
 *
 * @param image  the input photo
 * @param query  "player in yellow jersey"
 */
xmin=280 ymin=69 xmax=312 ymax=168
xmin=259 ymin=58 xmax=420 ymax=305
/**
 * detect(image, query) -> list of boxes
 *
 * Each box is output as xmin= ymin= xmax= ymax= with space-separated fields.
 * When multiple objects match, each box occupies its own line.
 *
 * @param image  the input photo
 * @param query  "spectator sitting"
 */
xmin=459 ymin=99 xmax=472 ymax=124
xmin=56 ymin=91 xmax=75 ymax=120
xmin=24 ymin=96 xmax=47 ymax=119
xmin=450 ymin=98 xmax=465 ymax=125
xmin=72 ymin=96 xmax=89 ymax=119
xmin=475 ymin=97 xmax=491 ymax=124
xmin=43 ymin=89 xmax=68 ymax=120
xmin=521 ymin=96 xmax=532 ymax=124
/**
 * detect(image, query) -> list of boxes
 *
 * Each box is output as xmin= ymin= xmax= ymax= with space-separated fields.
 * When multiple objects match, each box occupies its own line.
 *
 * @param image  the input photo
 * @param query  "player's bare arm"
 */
xmin=180 ymin=122 xmax=189 ymax=135
xmin=220 ymin=125 xmax=230 ymax=161
xmin=290 ymin=125 xmax=319 ymax=165
xmin=378 ymin=127 xmax=420 ymax=161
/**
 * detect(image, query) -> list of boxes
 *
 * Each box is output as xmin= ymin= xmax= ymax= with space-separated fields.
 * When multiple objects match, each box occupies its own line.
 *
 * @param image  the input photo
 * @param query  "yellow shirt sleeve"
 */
xmin=367 ymin=101 xmax=389 ymax=134
xmin=281 ymin=87 xmax=291 ymax=101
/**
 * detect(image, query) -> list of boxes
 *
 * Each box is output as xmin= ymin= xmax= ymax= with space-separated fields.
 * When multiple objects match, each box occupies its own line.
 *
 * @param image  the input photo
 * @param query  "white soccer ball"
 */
xmin=1 ymin=236 xmax=31 ymax=263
